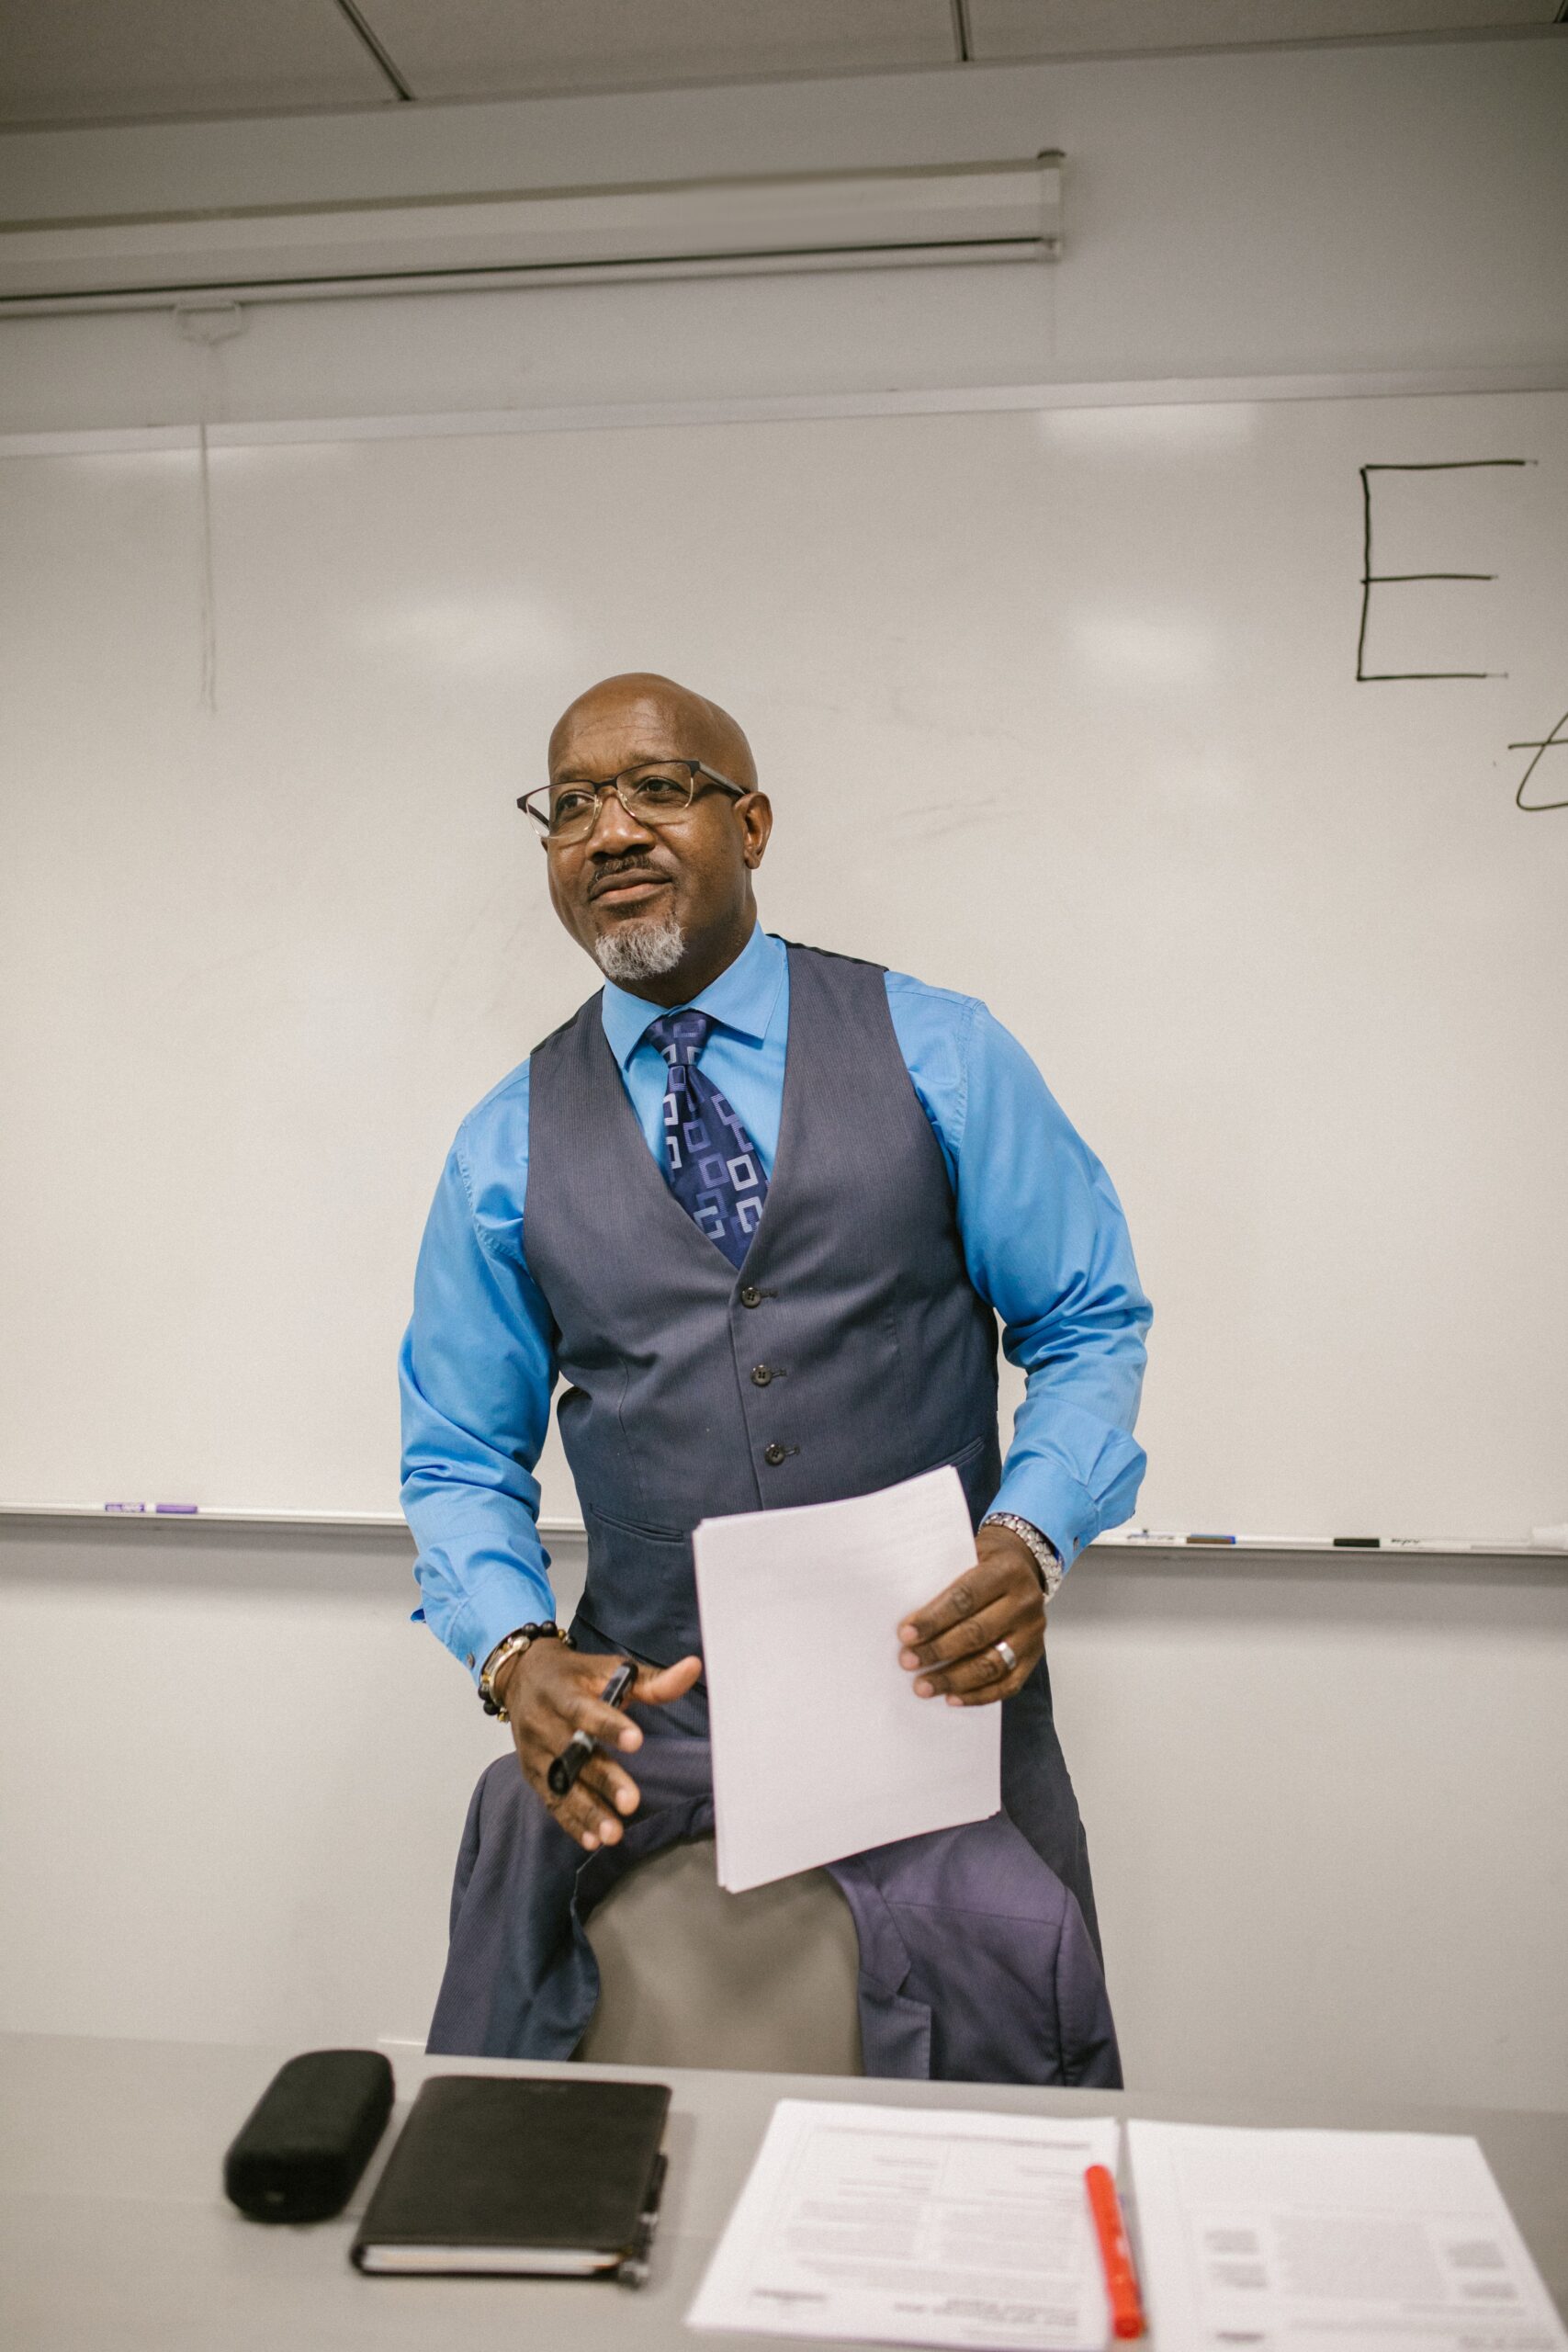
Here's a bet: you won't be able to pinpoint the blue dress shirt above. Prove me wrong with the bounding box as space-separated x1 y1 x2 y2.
400 924 1152 1679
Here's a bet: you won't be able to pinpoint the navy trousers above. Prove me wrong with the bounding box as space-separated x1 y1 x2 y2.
428 1625 1121 2087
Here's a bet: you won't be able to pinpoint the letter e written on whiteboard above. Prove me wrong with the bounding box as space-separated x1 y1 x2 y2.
1356 458 1530 682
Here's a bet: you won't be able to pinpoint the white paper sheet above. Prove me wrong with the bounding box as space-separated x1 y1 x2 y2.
687 2098 1119 2350
693 1466 1000 1893
1127 2119 1567 2352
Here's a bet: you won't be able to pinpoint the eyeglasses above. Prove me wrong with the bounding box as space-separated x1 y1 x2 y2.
518 759 747 844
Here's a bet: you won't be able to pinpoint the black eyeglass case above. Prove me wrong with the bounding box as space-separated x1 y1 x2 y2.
223 2049 395 2223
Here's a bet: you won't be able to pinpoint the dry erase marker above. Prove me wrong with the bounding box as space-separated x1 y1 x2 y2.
1120 1530 1187 1544
1331 1535 1482 1552
1186 1532 1236 1545
547 1660 637 1798
155 1503 199 1515
1085 2163 1145 2339
104 1502 148 1513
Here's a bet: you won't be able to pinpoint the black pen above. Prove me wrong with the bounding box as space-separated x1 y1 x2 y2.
547 1659 637 1797
617 2150 668 2290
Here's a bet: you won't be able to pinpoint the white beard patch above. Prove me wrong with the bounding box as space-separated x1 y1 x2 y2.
592 906 687 984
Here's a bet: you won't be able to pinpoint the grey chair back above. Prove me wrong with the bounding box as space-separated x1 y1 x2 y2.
578 1838 862 2074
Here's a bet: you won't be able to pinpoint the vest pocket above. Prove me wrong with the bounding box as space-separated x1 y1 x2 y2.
931 1430 990 1472
584 1499 692 1545
916 1428 999 1527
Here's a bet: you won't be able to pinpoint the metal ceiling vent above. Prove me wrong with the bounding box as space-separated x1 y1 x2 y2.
0 154 1065 314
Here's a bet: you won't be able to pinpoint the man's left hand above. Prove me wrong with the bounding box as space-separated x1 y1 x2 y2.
897 1522 1045 1704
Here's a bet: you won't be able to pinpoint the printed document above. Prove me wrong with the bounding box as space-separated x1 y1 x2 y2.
687 2098 1119 2350
1127 2119 1567 2352
693 1466 1000 1893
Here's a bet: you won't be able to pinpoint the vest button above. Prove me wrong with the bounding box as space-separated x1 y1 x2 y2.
750 1364 773 1386
739 1284 762 1307
763 1442 787 1466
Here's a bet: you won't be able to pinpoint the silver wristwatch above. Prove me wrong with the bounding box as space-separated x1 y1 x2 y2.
982 1512 1064 1602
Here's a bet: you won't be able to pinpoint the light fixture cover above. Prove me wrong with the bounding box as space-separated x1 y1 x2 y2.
0 155 1064 311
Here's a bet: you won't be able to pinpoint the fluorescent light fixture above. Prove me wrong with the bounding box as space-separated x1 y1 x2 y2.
0 155 1064 314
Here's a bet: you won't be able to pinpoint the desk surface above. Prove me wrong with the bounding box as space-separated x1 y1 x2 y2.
3 2033 1565 2348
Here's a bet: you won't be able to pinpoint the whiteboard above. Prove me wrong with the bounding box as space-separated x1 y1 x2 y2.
2 388 1564 1541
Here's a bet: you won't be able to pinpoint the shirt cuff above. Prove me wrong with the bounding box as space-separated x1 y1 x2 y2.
446 1566 558 1686
986 1464 1101 1572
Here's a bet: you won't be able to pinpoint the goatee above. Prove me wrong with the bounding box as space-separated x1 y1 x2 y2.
592 907 687 984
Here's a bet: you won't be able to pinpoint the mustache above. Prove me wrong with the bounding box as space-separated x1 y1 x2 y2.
589 858 670 898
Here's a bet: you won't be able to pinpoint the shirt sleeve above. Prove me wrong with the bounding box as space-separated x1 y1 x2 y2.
398 1107 558 1682
944 998 1152 1568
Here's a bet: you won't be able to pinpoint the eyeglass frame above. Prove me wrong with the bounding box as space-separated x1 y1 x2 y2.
517 758 749 843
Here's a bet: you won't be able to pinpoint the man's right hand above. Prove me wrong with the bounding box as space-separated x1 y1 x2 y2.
493 1639 703 1852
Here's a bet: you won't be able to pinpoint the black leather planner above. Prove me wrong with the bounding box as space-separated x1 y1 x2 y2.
350 2074 671 2280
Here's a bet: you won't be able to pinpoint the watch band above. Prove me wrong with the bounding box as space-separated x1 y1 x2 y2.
478 1621 570 1720
983 1512 1064 1603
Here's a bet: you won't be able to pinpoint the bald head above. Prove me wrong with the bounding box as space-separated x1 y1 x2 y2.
547 673 757 794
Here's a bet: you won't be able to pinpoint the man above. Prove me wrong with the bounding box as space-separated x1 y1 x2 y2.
400 672 1151 2083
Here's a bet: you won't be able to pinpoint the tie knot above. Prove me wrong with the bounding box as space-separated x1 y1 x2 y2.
645 1008 715 1069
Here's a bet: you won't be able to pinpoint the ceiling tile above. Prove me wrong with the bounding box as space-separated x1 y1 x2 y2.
355 0 960 101
964 0 1562 62
0 0 397 125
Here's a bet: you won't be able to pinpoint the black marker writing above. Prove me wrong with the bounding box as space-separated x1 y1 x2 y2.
1508 708 1568 813
1356 459 1529 682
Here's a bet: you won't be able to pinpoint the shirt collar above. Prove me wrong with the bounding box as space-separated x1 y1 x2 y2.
600 922 786 1072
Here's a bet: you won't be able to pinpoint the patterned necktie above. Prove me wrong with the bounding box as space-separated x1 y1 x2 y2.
645 1010 769 1269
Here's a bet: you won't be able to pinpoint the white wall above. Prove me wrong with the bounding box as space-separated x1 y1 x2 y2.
3 1521 1564 2114
3 36 1565 2108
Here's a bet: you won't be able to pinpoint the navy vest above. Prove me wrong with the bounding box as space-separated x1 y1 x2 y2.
524 942 1003 1667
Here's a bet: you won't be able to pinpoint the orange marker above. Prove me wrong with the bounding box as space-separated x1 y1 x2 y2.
1085 2163 1145 2340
